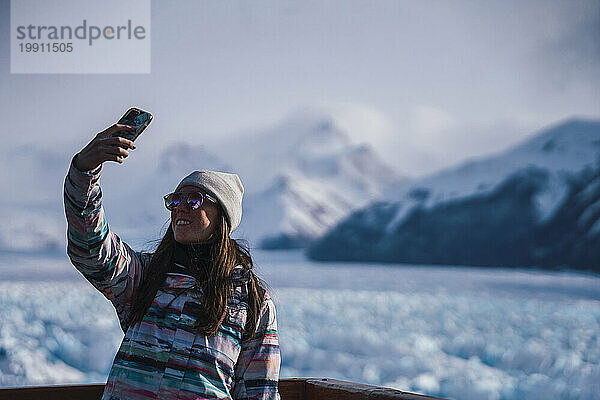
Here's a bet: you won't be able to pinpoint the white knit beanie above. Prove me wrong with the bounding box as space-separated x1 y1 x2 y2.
175 170 244 232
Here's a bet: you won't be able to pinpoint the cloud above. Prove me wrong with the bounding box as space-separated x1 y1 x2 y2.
410 105 456 137
516 0 600 98
315 102 396 146
1 0 599 181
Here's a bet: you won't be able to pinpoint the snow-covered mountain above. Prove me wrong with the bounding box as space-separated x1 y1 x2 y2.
242 172 354 249
308 118 600 270
210 109 406 247
533 164 600 269
0 108 405 252
6 113 596 262
382 118 600 228
119 109 406 249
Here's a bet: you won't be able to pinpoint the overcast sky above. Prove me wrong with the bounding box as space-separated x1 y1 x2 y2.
1 0 598 178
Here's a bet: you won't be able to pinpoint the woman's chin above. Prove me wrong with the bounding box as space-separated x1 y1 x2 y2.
174 232 212 244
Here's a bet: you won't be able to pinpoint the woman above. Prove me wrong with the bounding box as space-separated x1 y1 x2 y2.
63 123 281 399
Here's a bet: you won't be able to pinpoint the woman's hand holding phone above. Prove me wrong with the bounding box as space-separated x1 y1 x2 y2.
74 124 137 172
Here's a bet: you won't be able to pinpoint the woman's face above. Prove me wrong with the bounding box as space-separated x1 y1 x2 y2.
171 185 221 244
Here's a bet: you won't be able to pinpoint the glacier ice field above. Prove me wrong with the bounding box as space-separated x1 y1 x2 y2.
0 249 598 400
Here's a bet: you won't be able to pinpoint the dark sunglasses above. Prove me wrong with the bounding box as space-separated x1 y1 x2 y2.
163 191 218 211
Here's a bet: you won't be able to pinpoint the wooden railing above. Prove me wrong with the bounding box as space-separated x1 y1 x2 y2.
0 378 446 399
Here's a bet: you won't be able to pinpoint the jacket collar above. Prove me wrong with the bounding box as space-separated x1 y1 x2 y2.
164 241 251 289
173 240 212 270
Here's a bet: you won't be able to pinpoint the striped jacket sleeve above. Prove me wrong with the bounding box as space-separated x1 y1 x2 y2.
63 155 145 333
232 293 282 400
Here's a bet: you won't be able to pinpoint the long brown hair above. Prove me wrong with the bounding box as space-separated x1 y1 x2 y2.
129 212 267 342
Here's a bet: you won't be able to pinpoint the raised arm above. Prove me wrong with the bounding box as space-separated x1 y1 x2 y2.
63 123 145 332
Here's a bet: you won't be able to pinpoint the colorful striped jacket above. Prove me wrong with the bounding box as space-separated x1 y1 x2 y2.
63 156 281 399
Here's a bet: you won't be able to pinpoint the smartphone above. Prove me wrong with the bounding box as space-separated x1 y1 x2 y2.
112 107 153 141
